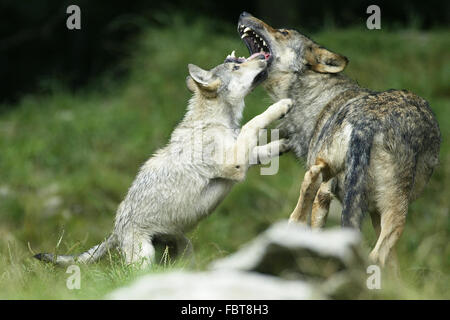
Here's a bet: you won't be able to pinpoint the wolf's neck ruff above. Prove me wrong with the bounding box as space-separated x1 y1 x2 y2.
269 71 360 159
184 94 245 130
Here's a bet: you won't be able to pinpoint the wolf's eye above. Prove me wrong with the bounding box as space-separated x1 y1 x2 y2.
279 30 289 36
232 65 240 71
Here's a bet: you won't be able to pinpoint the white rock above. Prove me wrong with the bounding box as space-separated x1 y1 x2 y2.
107 270 322 300
210 220 362 274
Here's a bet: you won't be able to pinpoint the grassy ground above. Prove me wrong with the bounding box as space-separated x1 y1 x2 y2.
0 20 449 299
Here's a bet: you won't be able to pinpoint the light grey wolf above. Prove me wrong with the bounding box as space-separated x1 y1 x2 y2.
237 12 441 267
34 53 292 266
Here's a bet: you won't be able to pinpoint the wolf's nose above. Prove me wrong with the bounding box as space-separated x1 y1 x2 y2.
240 12 252 18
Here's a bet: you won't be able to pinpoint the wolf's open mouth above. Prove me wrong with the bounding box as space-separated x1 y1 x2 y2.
238 25 272 63
224 50 267 64
224 25 272 65
224 49 268 85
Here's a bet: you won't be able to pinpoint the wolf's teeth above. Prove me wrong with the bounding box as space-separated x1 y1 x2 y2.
244 27 251 33
241 33 248 39
231 50 236 58
263 40 267 46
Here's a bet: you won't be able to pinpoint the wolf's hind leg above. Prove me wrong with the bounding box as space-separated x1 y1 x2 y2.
310 178 336 228
289 160 328 225
369 148 415 269
121 232 155 268
369 210 401 273
369 195 408 268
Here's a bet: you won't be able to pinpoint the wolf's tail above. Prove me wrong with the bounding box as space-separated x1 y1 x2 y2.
341 126 375 229
34 234 117 266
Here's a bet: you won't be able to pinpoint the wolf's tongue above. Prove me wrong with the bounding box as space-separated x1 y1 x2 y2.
247 52 264 60
247 52 270 61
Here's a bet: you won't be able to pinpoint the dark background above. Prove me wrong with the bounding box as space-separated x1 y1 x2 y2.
1 0 449 105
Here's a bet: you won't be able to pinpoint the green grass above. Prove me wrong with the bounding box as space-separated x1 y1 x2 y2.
0 20 449 299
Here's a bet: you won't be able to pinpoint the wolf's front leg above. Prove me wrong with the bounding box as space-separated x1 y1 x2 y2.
219 99 292 181
238 98 292 150
289 159 329 225
310 178 336 228
250 138 290 165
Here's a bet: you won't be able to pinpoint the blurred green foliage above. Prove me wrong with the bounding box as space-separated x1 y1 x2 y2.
2 1 449 103
0 19 449 299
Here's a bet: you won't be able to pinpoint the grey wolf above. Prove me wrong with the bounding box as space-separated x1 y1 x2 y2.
237 12 441 267
35 53 292 266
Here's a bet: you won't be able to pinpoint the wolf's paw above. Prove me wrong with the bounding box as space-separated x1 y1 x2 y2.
288 217 308 226
278 138 291 154
277 98 293 118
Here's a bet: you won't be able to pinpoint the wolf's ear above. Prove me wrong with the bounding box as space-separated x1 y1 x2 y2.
186 76 197 93
305 45 348 73
188 64 221 96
